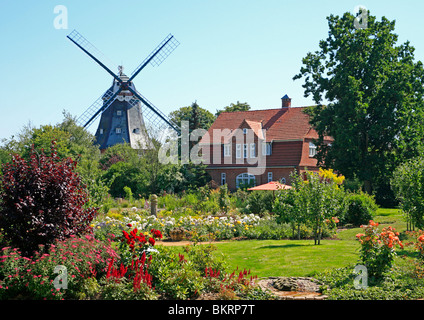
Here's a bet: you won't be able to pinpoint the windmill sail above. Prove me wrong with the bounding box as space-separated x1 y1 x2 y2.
76 89 118 128
67 30 120 82
130 34 180 81
67 29 181 150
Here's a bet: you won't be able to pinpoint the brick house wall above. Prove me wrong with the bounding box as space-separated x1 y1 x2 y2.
199 95 333 191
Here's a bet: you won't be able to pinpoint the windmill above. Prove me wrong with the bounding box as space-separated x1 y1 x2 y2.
67 30 181 150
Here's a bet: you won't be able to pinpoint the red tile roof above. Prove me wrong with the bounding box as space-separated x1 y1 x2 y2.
200 107 326 143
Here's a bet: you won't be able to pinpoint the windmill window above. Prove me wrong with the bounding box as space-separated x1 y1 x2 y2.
116 128 122 134
117 110 122 116
99 129 104 135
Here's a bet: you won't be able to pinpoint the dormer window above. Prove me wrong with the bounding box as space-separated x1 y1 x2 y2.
262 142 272 156
309 142 317 157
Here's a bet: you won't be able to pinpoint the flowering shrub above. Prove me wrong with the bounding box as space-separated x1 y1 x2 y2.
204 266 258 299
95 213 269 241
356 220 403 278
0 142 97 256
0 235 118 300
117 226 162 266
105 252 156 299
404 230 424 258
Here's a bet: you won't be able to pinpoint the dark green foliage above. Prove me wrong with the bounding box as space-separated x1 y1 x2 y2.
391 157 424 229
169 102 216 132
294 10 424 204
341 192 378 226
243 191 274 216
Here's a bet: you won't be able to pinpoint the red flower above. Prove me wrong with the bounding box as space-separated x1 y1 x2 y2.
148 237 155 246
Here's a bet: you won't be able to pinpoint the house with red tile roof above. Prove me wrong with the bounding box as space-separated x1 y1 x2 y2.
198 95 333 190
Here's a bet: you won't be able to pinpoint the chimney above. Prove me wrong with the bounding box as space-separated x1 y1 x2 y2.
281 94 291 108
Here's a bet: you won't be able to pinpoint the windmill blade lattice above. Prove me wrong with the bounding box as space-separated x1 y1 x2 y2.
76 89 117 128
67 30 121 82
127 89 180 135
130 34 180 80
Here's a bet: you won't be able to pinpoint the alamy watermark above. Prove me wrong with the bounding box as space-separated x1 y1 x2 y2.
53 265 68 290
53 5 68 30
353 265 368 290
353 5 368 30
158 121 267 175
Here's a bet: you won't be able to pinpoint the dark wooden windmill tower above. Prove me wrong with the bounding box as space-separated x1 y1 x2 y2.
67 30 180 150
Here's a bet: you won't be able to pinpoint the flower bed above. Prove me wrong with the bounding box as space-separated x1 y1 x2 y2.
0 229 273 300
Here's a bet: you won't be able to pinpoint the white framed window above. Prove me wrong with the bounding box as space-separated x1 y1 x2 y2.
309 142 317 157
268 172 273 183
223 144 231 157
116 128 122 134
280 177 286 184
243 144 248 158
250 143 256 158
262 142 272 156
236 173 256 188
99 128 104 135
243 128 248 135
221 173 226 185
117 110 122 116
236 144 241 158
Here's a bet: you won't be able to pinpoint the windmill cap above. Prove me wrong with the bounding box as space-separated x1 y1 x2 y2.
281 94 290 99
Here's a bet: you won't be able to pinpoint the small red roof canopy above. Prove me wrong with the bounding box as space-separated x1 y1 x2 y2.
248 181 293 191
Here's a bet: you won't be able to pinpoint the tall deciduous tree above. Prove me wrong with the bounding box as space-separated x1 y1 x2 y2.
294 10 424 205
215 101 250 117
169 102 215 132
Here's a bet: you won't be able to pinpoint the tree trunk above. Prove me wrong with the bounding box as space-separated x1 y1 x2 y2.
363 180 372 194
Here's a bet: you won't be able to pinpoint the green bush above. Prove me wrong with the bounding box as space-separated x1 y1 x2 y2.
391 157 424 229
317 263 424 300
243 191 274 216
341 192 378 227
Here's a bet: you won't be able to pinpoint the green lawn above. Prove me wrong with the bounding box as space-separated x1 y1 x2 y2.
212 208 404 278
213 239 360 278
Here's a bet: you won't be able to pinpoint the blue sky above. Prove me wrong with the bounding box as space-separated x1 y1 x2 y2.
1 0 424 140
